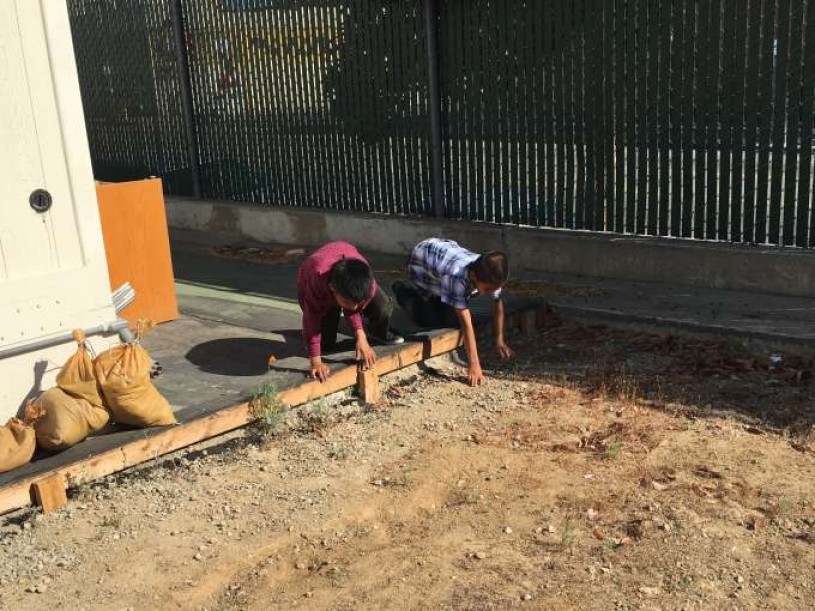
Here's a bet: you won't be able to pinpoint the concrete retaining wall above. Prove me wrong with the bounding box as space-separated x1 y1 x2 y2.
166 198 815 297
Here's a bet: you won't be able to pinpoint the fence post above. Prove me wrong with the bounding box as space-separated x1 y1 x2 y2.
169 0 202 198
423 0 445 218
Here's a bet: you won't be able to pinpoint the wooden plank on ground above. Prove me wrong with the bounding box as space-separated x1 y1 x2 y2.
0 307 542 516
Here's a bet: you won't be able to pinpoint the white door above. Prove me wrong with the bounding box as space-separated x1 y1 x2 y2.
0 0 115 347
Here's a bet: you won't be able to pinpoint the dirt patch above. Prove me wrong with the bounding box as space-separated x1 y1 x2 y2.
0 316 813 610
211 245 306 265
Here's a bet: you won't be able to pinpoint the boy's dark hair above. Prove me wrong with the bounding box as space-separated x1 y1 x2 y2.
470 251 509 286
329 257 373 302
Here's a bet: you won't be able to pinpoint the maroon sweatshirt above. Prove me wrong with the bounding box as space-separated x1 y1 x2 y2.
296 242 377 358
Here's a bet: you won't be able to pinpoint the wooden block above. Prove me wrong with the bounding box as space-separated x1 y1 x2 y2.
32 475 68 514
520 308 538 335
357 367 380 404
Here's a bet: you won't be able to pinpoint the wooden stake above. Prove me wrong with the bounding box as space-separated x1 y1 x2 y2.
32 475 68 514
358 367 380 405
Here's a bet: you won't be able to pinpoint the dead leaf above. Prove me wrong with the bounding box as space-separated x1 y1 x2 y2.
652 481 668 492
592 527 605 540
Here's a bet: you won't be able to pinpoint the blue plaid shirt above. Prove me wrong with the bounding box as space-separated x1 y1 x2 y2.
408 239 502 310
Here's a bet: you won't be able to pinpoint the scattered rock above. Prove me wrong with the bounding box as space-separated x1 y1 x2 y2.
194 553 203 561
521 593 533 601
475 551 487 560
736 575 745 584
638 586 659 598
503 526 513 535
295 562 307 570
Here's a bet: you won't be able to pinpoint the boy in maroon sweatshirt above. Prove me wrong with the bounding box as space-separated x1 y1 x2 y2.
297 242 403 382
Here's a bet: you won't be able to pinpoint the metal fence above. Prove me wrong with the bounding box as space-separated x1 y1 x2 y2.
68 0 815 247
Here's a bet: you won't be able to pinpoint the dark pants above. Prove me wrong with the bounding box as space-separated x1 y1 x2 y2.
392 280 460 329
320 286 393 352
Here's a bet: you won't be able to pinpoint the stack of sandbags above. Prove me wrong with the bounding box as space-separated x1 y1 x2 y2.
34 331 110 451
94 324 176 428
0 404 42 473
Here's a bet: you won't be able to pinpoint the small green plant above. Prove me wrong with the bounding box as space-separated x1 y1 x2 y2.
329 444 350 460
560 517 577 554
778 498 794 516
250 381 286 438
603 539 620 551
605 441 623 460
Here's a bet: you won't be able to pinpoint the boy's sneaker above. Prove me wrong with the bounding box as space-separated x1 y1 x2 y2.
370 329 405 345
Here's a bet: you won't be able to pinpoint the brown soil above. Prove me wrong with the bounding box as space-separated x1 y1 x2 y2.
1 315 813 610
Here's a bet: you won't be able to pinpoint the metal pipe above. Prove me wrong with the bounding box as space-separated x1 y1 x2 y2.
423 0 445 218
0 319 131 361
170 0 202 198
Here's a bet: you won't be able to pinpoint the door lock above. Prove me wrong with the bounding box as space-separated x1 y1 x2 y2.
29 189 53 213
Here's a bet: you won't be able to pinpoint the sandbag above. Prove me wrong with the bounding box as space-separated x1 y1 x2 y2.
57 330 105 408
94 341 175 428
0 413 37 473
34 387 109 452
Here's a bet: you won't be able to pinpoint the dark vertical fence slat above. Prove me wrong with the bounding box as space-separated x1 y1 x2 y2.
169 0 201 197
646 0 660 236
742 0 764 244
497 0 510 225
587 0 601 231
718 0 737 241
798 0 815 246
756 0 777 243
545 0 557 227
554 1 567 227
783 0 805 244
613 0 626 233
573 0 587 229
664 0 687 236
691 0 708 239
729 0 748 243
602 0 615 232
656 0 670 237
704 0 722 239
635 0 648 233
769 0 792 243
625 0 637 232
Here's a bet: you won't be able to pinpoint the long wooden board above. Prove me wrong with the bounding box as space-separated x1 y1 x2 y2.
0 308 533 515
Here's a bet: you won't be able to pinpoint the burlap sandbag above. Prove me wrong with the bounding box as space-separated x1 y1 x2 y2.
0 413 37 473
34 387 109 452
94 342 175 428
57 330 105 409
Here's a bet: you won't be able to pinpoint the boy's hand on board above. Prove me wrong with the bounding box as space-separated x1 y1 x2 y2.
355 337 377 370
310 358 331 382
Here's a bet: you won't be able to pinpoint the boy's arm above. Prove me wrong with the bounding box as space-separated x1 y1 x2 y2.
493 298 514 359
302 308 331 382
343 310 376 369
455 307 483 386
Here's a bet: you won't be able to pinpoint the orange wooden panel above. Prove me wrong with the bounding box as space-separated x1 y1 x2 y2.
96 179 178 327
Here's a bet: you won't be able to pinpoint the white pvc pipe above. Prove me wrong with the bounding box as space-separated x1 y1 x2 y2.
0 319 131 361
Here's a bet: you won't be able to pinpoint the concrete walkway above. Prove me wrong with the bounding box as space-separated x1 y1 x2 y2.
170 232 814 352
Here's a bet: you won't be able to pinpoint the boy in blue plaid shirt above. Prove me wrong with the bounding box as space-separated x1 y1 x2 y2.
392 238 514 386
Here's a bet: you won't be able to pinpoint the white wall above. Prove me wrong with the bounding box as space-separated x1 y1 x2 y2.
0 1 118 420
